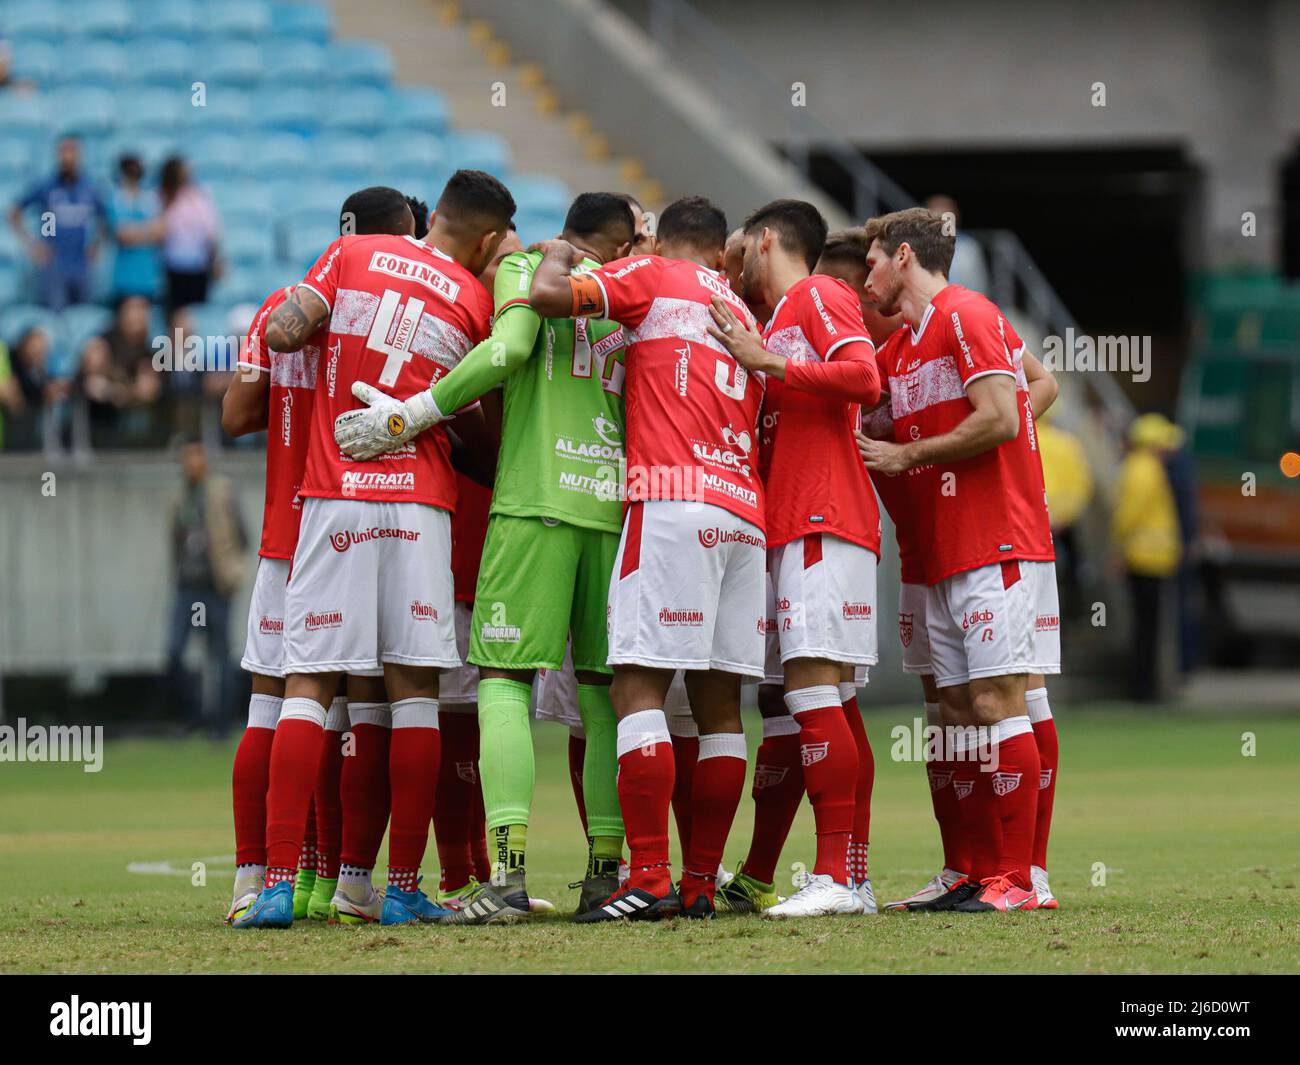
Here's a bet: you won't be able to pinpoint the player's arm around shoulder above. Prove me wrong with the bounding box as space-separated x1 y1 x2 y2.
526 239 597 318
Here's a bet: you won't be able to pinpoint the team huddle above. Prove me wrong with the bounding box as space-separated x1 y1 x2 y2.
222 169 1063 928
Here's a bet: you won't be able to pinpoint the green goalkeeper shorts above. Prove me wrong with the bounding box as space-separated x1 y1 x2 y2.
469 514 620 674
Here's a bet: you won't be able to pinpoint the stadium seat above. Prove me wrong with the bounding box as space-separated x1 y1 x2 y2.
0 304 63 353
316 87 390 134
286 220 340 271
61 303 114 359
313 135 378 182
246 133 312 176
223 224 276 268
441 131 513 177
187 133 254 181
208 179 275 227
0 94 48 137
264 42 327 85
205 0 272 39
56 40 127 88
270 2 334 45
0 261 23 305
510 174 572 216
125 38 194 86
105 133 180 173
390 88 451 136
323 41 395 89
253 89 319 136
134 0 201 37
198 42 264 89
192 88 254 133
513 211 568 248
114 88 189 134
46 88 117 137
1 1 63 41
373 131 446 173
77 0 132 39
9 41 58 87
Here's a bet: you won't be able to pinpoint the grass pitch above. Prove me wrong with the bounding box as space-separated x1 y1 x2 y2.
2 705 1298 974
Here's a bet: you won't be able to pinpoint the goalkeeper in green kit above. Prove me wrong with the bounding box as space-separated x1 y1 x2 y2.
333 192 637 921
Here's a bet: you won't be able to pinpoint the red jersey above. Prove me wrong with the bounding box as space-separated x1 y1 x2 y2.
760 274 881 552
240 287 323 559
587 254 766 529
296 234 493 510
876 285 1053 584
451 472 492 603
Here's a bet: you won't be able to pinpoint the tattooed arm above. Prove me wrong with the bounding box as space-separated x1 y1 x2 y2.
265 287 329 352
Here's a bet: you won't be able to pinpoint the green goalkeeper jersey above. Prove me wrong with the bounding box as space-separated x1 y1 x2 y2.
430 250 627 534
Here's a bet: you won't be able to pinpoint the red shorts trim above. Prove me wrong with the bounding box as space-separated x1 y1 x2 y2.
620 502 644 579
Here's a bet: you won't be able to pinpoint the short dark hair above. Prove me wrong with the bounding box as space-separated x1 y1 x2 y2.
405 194 430 239
656 195 727 253
435 169 516 238
339 186 411 236
562 192 635 243
613 192 643 213
743 199 827 273
864 207 955 276
818 227 870 271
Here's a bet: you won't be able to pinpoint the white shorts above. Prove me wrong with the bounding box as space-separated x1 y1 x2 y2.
608 501 766 679
440 601 480 706
283 497 458 674
769 534 878 669
241 556 290 678
898 580 932 675
761 568 783 685
926 560 1061 688
535 653 691 734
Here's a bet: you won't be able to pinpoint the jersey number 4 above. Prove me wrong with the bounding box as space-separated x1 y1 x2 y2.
366 289 426 386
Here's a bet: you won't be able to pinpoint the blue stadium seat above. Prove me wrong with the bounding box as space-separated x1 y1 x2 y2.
105 133 180 174
9 41 58 86
513 211 567 248
61 303 114 357
206 0 272 39
0 94 48 137
198 42 264 88
287 222 341 272
78 0 133 38
313 135 376 182
0 261 22 305
125 38 194 86
374 131 445 173
316 87 389 134
208 179 275 227
389 88 450 136
271 3 334 45
223 224 276 268
323 41 394 89
57 41 128 88
134 0 202 37
245 133 311 175
265 41 327 85
510 174 572 216
2 1 63 41
288 182 353 221
0 225 27 266
441 131 512 177
193 88 253 132
0 305 63 354
186 133 254 181
114 88 189 134
253 89 318 136
46 88 117 137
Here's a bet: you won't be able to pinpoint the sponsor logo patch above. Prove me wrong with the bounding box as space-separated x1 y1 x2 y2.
800 741 830 767
991 771 1022 797
410 601 438 621
898 612 914 647
658 607 704 627
329 525 421 552
752 764 788 789
305 610 344 631
258 616 283 635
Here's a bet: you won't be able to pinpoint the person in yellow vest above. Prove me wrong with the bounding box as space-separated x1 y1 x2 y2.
1113 413 1183 701
1037 408 1094 617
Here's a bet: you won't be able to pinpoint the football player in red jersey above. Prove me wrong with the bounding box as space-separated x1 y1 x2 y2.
233 173 515 928
220 187 417 925
707 201 882 918
529 196 766 921
858 208 1060 912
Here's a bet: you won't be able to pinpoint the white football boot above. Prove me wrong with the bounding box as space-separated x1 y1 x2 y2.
761 873 865 919
853 878 878 914
1030 865 1059 909
328 883 383 924
225 868 263 924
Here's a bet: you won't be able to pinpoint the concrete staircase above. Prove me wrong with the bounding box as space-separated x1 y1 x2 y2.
331 0 663 207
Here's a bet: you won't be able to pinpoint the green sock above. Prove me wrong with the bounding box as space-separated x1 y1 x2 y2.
586 834 623 880
477 678 535 864
577 683 624 843
488 823 528 882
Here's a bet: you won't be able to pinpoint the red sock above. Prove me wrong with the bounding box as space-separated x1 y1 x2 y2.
788 687 858 884
841 686 873 882
339 712 391 870
669 725 698 861
471 779 490 883
616 709 675 894
386 699 441 885
950 726 997 882
1028 691 1058 871
741 717 804 884
568 731 588 833
681 733 746 905
990 718 1040 887
299 801 317 874
924 705 970 873
264 701 327 878
434 709 478 892
231 701 277 866
314 701 347 880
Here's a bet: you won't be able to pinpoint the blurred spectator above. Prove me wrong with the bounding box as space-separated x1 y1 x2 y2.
102 294 157 378
1161 418 1203 676
159 156 221 314
106 154 163 302
0 39 35 93
5 326 69 450
8 136 105 310
0 338 20 448
1037 408 1095 617
925 194 989 294
74 335 133 447
165 438 248 735
1113 413 1184 701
